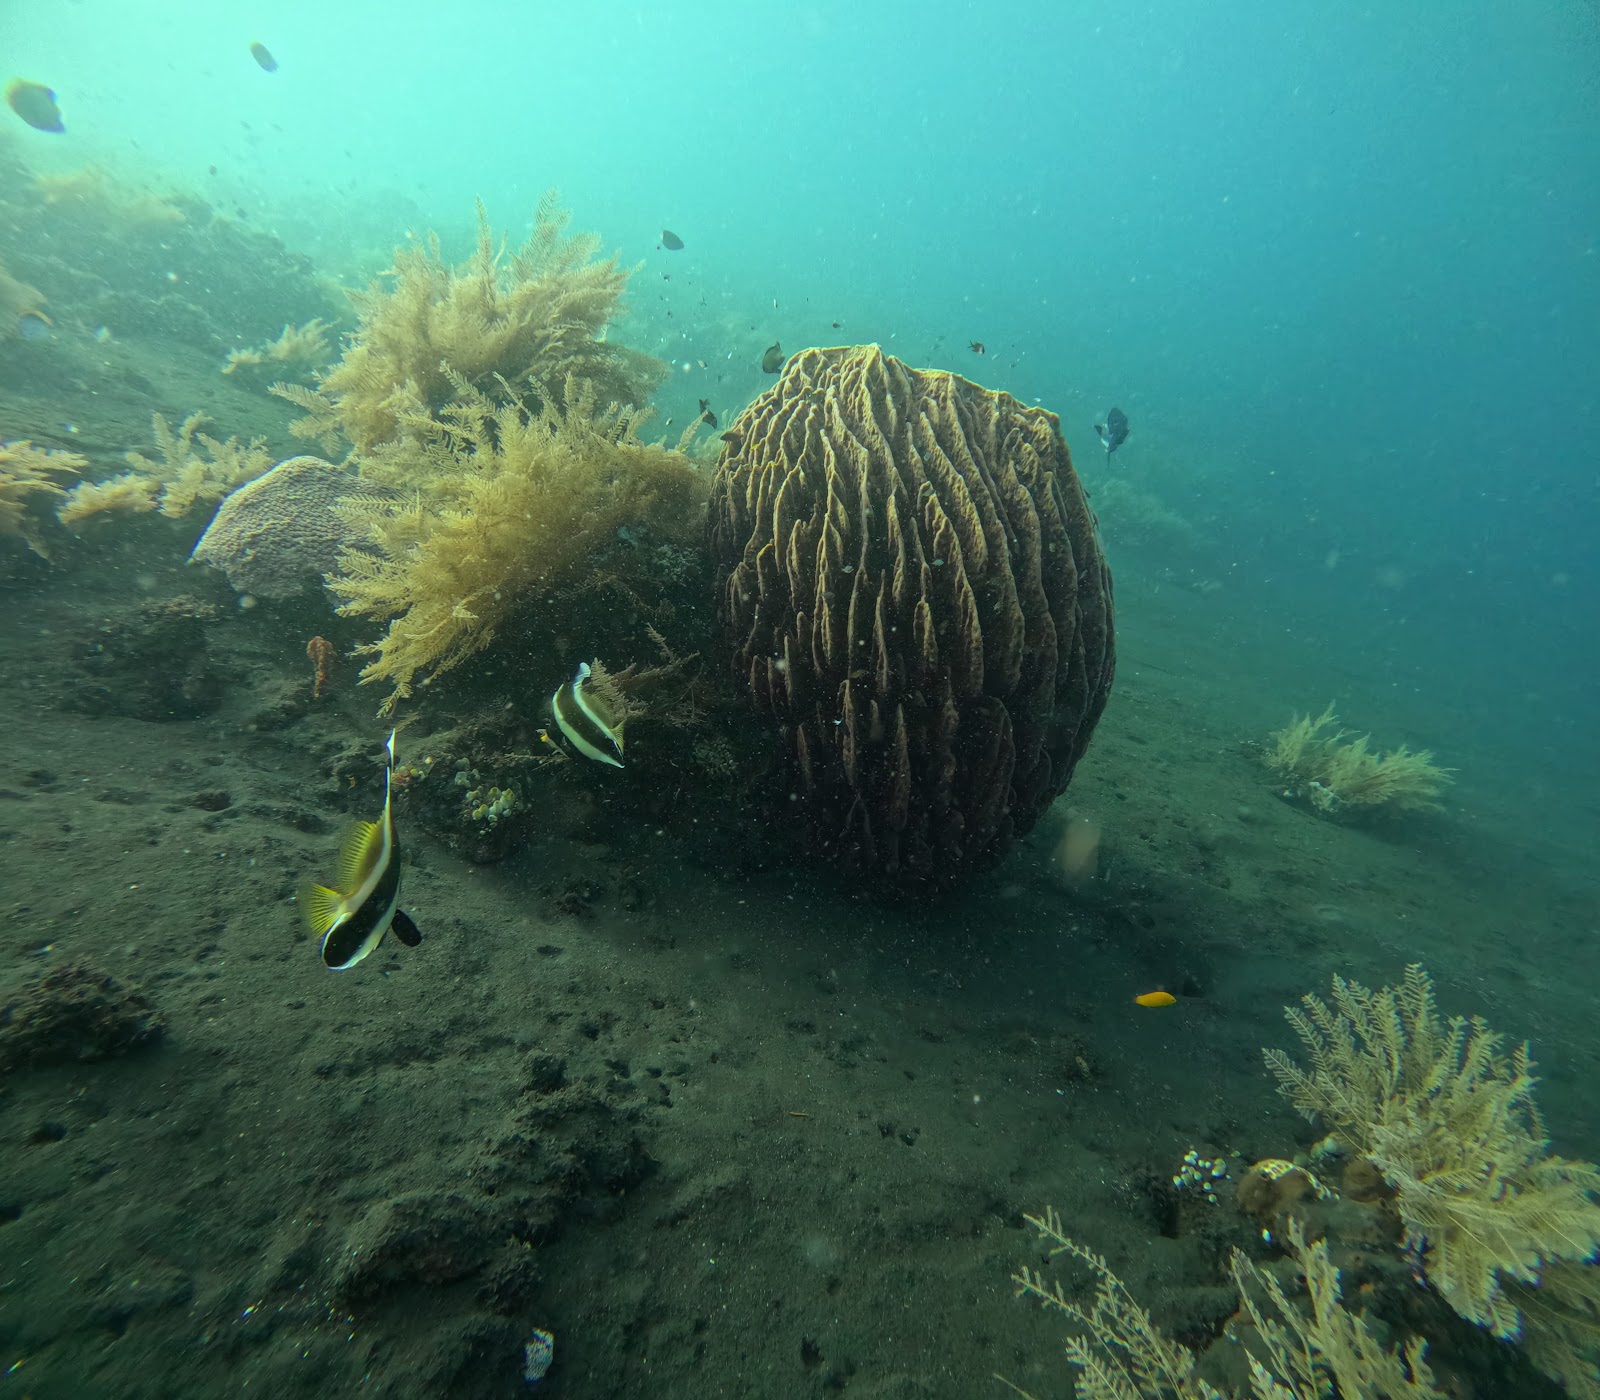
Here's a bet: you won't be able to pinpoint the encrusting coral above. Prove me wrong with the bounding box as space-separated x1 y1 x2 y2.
1 439 86 556
271 192 665 456
1006 1208 1445 1399
188 456 371 600
707 344 1115 887
1264 703 1452 815
332 380 705 710
1265 965 1600 1393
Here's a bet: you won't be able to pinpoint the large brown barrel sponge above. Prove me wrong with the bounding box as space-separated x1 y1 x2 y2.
708 345 1115 887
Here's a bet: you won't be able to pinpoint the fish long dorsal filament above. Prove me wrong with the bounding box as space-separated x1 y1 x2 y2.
310 729 404 969
550 663 626 767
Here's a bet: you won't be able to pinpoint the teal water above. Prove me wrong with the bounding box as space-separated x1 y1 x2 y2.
2 2 1598 1398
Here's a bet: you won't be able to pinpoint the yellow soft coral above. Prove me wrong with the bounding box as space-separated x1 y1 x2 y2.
1007 1209 1444 1399
57 472 159 526
1265 966 1600 1391
331 379 706 711
0 439 86 556
121 412 273 518
1263 704 1452 814
272 192 664 456
222 318 333 376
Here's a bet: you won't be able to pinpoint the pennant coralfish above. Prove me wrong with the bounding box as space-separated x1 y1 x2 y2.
544 661 626 768
301 729 422 970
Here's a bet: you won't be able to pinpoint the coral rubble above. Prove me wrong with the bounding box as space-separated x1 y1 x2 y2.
707 344 1115 888
69 595 224 720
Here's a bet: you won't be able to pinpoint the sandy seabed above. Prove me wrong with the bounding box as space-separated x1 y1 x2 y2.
0 531 1595 1400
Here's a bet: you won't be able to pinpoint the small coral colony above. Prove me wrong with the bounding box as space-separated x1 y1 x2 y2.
7 64 1592 1400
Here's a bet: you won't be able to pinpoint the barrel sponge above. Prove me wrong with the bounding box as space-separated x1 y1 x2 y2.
708 345 1115 888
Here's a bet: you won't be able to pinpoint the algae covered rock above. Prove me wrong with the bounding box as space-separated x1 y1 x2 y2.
0 962 164 1072
70 594 224 720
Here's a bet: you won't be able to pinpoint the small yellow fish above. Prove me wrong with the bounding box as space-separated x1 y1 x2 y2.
1134 990 1176 1008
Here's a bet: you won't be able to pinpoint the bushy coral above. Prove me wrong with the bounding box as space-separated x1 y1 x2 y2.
0 256 45 329
223 317 333 377
0 439 86 556
113 411 273 519
57 473 159 526
1264 704 1452 814
1265 966 1600 1392
1007 1208 1444 1399
332 380 706 710
32 164 186 227
271 193 665 456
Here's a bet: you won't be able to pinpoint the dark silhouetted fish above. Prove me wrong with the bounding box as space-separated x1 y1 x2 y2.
761 342 784 374
698 399 717 429
659 229 684 251
968 341 985 355
1094 407 1129 463
249 41 278 72
6 80 64 133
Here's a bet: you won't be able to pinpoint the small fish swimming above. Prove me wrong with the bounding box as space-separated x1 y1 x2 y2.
1095 406 1130 463
16 309 52 342
698 398 718 429
6 80 64 133
250 41 278 72
544 661 627 768
760 342 784 374
659 229 684 251
300 729 423 970
968 341 985 355
1134 990 1176 1008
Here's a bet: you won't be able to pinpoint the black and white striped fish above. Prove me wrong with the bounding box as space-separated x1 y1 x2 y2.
300 729 422 970
544 662 627 769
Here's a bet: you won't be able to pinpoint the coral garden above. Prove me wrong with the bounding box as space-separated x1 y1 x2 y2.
1012 967 1600 1399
